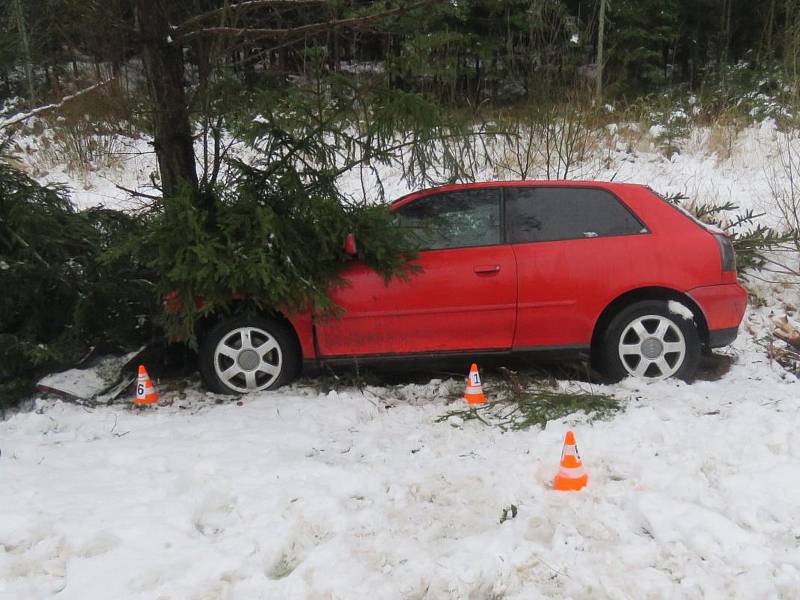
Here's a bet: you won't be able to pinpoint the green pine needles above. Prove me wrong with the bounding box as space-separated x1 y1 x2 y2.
437 368 621 431
0 156 156 406
145 163 417 344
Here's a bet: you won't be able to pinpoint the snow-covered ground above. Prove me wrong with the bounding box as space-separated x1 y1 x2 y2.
3 114 800 597
2 312 800 599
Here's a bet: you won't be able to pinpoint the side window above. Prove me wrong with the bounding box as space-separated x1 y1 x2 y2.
394 188 502 250
506 187 646 243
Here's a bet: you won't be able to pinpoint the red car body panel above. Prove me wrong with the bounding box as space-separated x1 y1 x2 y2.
314 245 517 356
275 180 746 360
688 284 748 331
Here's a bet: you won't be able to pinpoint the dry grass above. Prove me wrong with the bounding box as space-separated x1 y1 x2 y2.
21 79 139 178
704 112 744 161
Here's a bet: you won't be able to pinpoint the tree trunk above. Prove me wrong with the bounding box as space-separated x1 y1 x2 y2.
134 0 199 201
720 0 733 71
13 0 35 102
596 0 606 102
760 0 777 64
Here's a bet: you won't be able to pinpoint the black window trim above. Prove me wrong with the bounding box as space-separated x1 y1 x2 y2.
502 184 651 245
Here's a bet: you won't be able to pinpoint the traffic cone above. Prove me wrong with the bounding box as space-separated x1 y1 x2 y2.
553 431 588 491
133 365 159 406
464 363 487 404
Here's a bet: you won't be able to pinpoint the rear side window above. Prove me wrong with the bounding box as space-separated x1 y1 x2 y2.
506 187 646 243
394 188 501 250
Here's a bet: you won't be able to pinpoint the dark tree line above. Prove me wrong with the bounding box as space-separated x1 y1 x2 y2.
5 1 798 193
3 0 799 204
3 0 799 104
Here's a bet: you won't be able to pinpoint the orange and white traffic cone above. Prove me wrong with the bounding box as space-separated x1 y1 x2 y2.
464 363 487 405
553 431 588 491
133 365 159 406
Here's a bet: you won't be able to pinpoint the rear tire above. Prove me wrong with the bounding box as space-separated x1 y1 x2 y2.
199 315 301 394
597 300 700 383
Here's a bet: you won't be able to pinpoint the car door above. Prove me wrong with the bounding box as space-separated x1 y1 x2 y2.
506 186 651 349
314 187 517 356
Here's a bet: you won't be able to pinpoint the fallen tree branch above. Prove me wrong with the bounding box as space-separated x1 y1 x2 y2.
113 183 162 201
0 79 116 131
0 218 50 268
178 0 330 34
177 0 443 41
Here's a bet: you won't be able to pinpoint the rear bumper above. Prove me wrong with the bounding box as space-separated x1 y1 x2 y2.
687 282 747 346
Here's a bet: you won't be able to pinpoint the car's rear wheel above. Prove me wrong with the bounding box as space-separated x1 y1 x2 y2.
597 300 700 383
199 315 301 394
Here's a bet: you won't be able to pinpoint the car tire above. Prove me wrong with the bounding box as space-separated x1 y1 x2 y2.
597 300 701 383
199 315 301 394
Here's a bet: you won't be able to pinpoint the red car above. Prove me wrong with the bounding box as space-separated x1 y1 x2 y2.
196 181 747 394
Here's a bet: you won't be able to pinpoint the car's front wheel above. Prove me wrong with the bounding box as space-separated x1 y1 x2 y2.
199 315 301 394
597 300 701 383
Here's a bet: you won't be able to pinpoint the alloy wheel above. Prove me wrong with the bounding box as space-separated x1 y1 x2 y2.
617 314 687 380
213 326 283 393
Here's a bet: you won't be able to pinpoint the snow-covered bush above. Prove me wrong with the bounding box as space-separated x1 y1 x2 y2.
646 93 692 159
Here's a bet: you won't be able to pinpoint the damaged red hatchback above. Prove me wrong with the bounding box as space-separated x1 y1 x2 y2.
192 181 747 394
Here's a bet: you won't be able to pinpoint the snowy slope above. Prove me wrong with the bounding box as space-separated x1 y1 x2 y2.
1 323 799 599
3 116 800 598
8 118 797 224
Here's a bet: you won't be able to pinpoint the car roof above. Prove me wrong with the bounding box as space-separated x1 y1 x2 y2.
389 180 649 209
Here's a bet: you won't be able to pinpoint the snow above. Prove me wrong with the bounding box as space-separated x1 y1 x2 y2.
2 322 800 598
668 300 695 320
4 108 800 597
10 131 156 211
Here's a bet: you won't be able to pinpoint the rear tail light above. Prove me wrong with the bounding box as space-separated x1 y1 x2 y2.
713 233 736 272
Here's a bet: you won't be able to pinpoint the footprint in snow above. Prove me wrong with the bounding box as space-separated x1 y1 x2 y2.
265 521 332 580
192 490 238 537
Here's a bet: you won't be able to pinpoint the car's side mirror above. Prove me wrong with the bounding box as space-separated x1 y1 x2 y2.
344 232 358 257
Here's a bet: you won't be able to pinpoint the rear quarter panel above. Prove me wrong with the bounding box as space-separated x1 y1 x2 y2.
593 184 723 320
512 184 723 348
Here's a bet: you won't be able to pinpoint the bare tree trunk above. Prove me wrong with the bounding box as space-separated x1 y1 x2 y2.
595 0 606 102
720 0 733 71
760 0 777 64
13 0 35 102
134 0 199 201
785 1 797 93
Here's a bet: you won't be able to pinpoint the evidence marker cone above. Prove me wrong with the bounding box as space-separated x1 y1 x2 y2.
553 431 588 491
464 363 487 405
133 365 159 406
